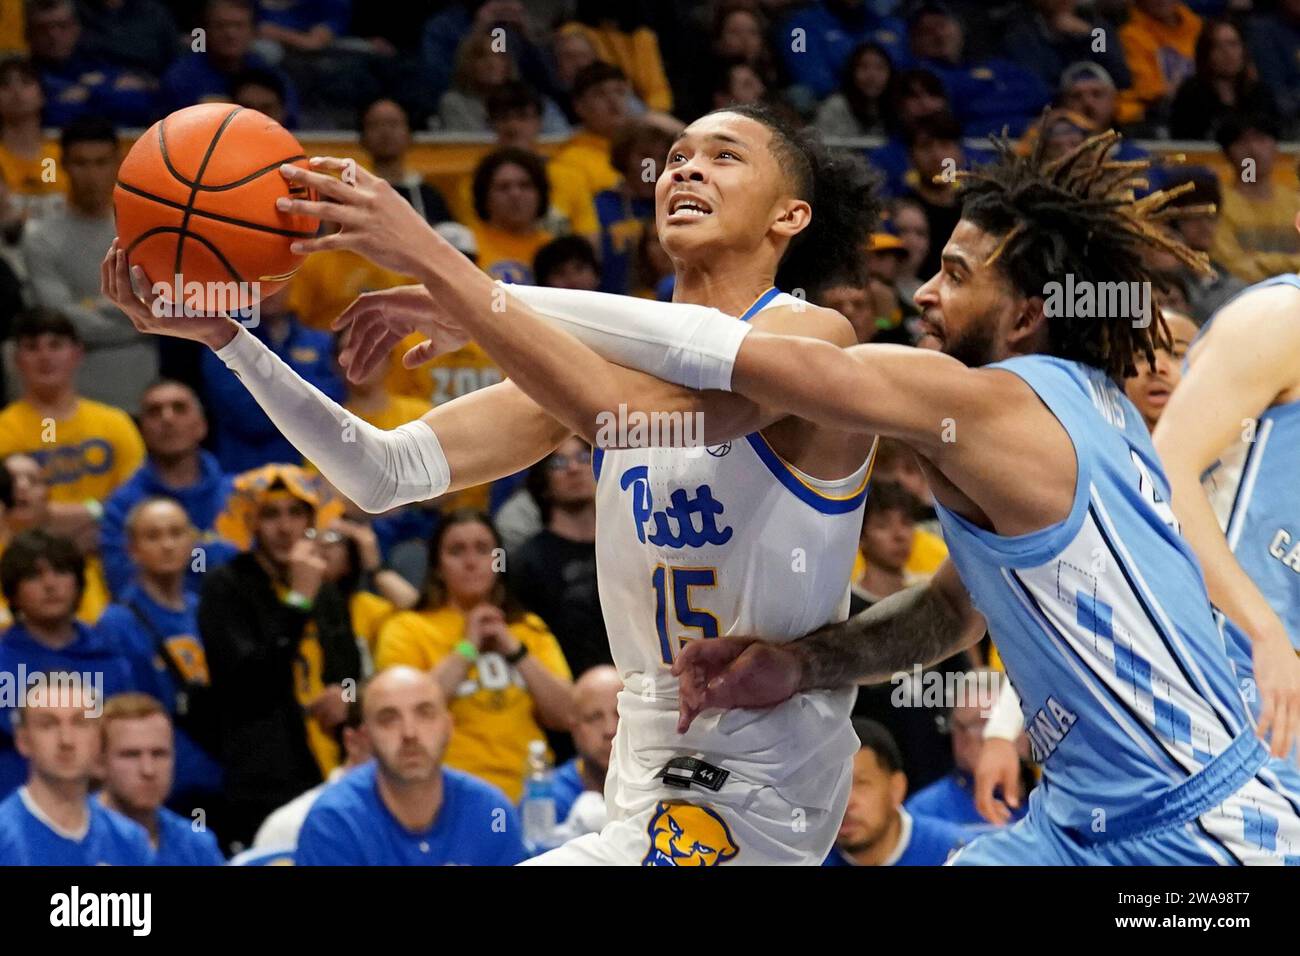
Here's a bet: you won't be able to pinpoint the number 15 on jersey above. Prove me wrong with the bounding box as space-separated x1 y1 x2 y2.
651 565 719 665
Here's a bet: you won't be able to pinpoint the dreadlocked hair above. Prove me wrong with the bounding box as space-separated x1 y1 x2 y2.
707 103 882 294
954 127 1213 379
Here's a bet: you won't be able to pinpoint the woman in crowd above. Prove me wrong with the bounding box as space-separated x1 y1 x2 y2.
374 511 573 801
1169 18 1278 140
815 41 893 137
438 28 567 135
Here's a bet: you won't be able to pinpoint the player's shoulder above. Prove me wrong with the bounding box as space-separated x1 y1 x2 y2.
1202 277 1300 339
750 299 857 348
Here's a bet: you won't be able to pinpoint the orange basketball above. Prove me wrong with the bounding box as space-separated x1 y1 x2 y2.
113 103 318 314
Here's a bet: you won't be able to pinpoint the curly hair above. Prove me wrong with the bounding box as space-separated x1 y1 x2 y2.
705 103 881 295
955 127 1213 379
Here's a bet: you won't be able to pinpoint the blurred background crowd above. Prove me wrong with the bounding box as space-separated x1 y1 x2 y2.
0 0 1295 866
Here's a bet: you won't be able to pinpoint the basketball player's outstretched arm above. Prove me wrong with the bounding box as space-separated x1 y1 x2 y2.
276 159 1070 534
279 160 848 448
99 243 571 510
673 559 986 731
1154 284 1300 758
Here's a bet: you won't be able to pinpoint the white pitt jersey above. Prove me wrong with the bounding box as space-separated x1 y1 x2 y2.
591 288 875 808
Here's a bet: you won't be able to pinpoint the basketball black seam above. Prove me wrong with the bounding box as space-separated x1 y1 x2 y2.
157 110 303 191
174 106 244 277
115 180 317 238
126 226 247 285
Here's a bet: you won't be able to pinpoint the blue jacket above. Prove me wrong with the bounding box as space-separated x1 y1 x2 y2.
0 622 139 798
39 51 159 128
199 316 344 474
916 57 1051 138
776 3 909 100
100 450 237 598
160 51 300 126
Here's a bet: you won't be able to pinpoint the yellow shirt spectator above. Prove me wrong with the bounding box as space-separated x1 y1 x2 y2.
1211 183 1300 283
285 249 413 331
1117 2 1201 123
448 161 598 240
0 398 144 504
381 340 498 512
346 392 432 432
550 130 620 197
566 22 673 113
375 606 571 800
470 222 554 285
350 589 397 658
0 141 64 218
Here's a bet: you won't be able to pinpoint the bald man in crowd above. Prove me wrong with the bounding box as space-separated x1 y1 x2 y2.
295 667 528 866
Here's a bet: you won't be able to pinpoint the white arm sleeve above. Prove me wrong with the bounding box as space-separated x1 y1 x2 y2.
214 325 450 512
983 679 1025 742
504 285 753 392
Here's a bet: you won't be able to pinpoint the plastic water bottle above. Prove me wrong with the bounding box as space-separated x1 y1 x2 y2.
521 739 557 852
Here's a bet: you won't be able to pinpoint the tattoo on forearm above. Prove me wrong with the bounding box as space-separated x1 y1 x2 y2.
798 584 971 690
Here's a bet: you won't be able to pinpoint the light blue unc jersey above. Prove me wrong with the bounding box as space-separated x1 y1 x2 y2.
936 355 1300 860
592 288 874 818
1199 274 1300 652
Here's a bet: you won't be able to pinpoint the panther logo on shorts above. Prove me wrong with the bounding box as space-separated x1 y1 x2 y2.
642 802 739 866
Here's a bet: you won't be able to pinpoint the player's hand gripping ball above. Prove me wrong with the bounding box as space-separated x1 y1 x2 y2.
113 103 319 315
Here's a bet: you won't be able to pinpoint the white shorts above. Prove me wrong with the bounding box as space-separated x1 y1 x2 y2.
522 753 851 867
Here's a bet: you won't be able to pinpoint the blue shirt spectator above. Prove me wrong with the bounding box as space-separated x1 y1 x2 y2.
595 190 654 296
255 0 351 36
296 762 528 866
160 0 300 124
100 378 237 597
775 0 909 102
151 805 226 865
823 808 966 865
0 787 153 865
199 311 344 474
906 767 1027 833
77 0 182 79
0 619 137 797
909 5 1050 137
96 582 224 801
27 0 159 127
1001 2 1131 93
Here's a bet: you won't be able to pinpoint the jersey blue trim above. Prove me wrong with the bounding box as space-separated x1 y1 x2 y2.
739 287 780 321
743 432 872 515
592 446 604 481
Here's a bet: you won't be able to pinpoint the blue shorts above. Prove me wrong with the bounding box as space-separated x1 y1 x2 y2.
951 732 1300 865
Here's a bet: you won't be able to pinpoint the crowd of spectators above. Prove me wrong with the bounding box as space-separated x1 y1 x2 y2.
0 0 1296 866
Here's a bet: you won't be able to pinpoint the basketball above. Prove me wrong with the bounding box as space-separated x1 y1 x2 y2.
112 103 318 314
